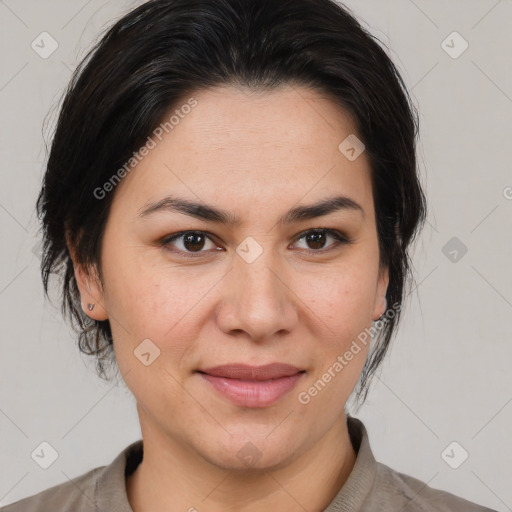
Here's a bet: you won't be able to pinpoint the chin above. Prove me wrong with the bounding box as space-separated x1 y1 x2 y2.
198 431 303 473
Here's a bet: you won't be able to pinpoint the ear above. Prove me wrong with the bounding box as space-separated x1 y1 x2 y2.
372 264 389 321
66 233 109 321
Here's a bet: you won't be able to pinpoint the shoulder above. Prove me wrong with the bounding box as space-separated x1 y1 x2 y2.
0 467 104 512
364 461 498 512
1 439 142 512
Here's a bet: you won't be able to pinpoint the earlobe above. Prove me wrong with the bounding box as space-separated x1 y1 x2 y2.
82 302 108 321
67 234 109 321
75 263 109 321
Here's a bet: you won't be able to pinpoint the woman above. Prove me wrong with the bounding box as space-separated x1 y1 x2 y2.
1 0 497 511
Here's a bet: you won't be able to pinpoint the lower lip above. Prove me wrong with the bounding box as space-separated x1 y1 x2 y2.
199 372 304 408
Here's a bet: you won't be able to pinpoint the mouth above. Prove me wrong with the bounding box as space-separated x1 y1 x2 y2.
197 363 306 408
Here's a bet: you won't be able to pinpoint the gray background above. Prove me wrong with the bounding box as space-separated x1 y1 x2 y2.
0 0 511 510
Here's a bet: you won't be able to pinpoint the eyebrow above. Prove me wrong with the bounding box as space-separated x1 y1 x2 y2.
137 194 365 225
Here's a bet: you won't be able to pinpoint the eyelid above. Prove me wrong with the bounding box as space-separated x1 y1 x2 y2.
159 228 351 258
159 230 220 258
293 227 350 243
292 228 352 251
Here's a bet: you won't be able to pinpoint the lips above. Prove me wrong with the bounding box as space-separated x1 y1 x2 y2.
197 363 306 407
198 363 303 380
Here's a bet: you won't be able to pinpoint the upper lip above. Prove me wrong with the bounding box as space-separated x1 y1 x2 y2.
198 363 304 381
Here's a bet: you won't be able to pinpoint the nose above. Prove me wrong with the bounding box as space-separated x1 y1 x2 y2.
215 245 298 342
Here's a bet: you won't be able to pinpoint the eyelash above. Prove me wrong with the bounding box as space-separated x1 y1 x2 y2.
159 228 352 259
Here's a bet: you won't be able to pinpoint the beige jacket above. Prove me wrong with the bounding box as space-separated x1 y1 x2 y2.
1 416 497 511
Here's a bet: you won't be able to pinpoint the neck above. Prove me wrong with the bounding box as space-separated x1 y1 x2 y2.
126 413 357 512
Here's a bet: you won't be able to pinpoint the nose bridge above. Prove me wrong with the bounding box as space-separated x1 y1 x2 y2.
222 234 296 339
235 234 283 300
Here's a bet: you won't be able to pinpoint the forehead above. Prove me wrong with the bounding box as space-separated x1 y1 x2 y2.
112 84 374 219
169 84 359 153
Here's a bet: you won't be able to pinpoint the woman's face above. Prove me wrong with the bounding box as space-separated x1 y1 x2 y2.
76 85 388 470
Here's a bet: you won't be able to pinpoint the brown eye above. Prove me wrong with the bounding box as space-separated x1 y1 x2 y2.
304 231 327 250
293 229 350 252
161 231 218 257
181 232 206 252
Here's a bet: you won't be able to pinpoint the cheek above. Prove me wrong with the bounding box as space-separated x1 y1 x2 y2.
102 248 223 357
293 268 375 408
296 260 378 335
104 263 210 409
291 258 378 402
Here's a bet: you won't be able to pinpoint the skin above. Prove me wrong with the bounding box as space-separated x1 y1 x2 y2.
70 84 388 512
